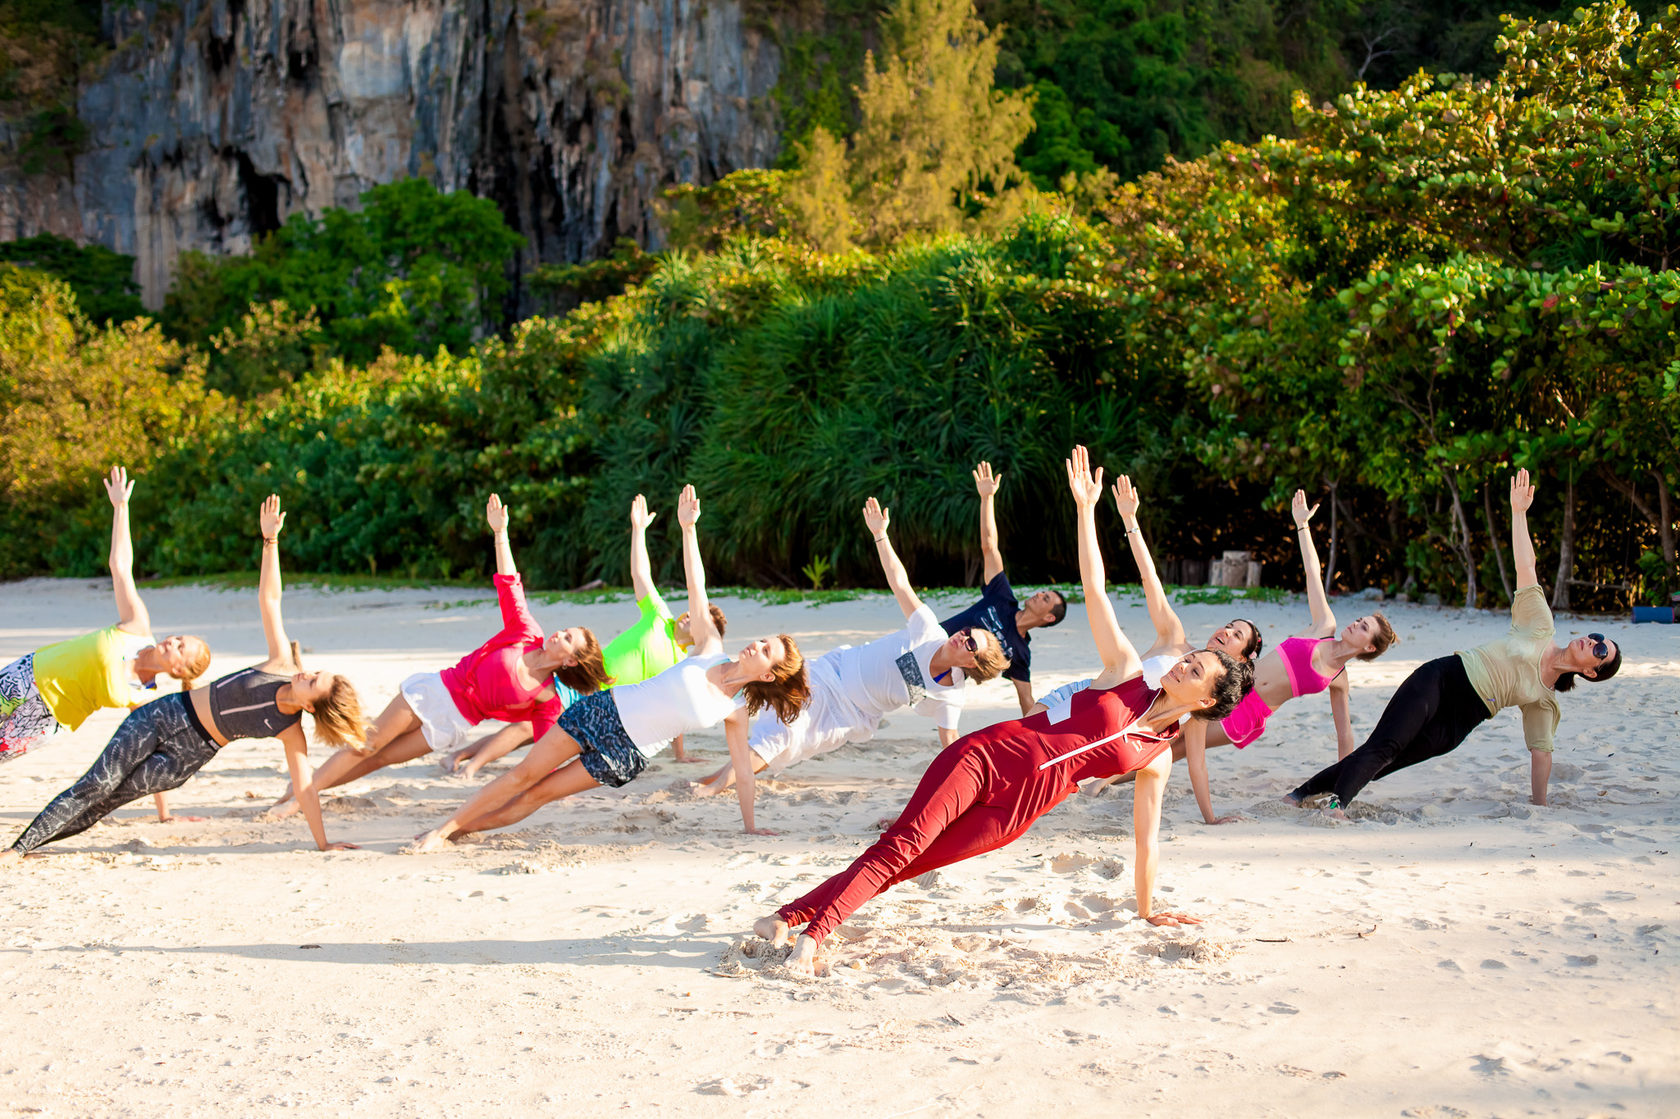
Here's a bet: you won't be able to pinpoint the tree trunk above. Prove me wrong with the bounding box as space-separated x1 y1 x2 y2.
1324 480 1340 596
1658 472 1676 587
1551 473 1576 610
1482 484 1513 603
1449 481 1478 610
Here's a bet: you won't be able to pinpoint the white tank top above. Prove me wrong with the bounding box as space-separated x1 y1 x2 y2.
613 653 743 750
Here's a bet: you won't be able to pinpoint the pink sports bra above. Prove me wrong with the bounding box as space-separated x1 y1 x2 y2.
1277 636 1343 698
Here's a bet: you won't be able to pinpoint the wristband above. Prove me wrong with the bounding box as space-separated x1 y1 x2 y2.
262 536 278 545
873 534 888 543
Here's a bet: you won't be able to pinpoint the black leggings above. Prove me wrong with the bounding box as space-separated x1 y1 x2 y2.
12 693 221 853
1292 655 1491 806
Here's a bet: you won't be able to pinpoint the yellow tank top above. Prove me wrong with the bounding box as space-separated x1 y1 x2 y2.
31 624 153 731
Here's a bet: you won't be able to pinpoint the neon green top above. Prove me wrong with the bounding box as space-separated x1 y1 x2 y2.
1457 585 1562 753
31 624 155 731
602 591 686 687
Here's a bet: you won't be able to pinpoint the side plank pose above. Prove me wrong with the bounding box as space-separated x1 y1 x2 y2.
440 494 723 778
694 496 1012 834
266 494 609 816
407 486 810 851
3 497 367 858
1 468 211 823
1288 470 1621 814
939 462 1067 716
1172 487 1395 823
754 447 1253 977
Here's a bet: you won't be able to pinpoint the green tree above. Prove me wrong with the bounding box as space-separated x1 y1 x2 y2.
0 233 143 324
164 179 524 369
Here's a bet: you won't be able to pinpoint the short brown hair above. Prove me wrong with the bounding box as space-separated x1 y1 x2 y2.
315 676 371 751
741 634 809 725
709 604 728 638
966 630 1012 684
556 627 613 694
1358 613 1398 661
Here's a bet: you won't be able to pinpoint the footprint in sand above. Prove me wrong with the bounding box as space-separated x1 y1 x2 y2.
1469 1054 1510 1076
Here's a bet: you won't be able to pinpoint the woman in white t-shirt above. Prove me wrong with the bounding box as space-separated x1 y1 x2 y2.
694 497 1013 834
407 485 810 850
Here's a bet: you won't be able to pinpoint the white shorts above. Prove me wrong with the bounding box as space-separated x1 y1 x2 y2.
400 672 480 753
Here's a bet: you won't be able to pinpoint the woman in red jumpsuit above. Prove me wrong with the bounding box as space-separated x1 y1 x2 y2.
757 447 1254 976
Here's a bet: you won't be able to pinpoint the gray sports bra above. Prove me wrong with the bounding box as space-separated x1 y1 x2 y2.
208 666 302 739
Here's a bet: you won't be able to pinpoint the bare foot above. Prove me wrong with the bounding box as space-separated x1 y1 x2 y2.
674 754 706 764
753 915 790 947
1145 911 1203 927
264 800 301 821
0 848 22 865
743 826 780 837
1324 806 1348 820
159 814 209 824
440 749 473 774
1281 792 1304 807
689 780 721 798
785 934 821 977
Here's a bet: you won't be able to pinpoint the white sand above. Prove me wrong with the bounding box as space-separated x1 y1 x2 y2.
2 578 1676 1116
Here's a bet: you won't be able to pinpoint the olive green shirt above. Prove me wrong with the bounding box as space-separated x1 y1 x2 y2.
1457 585 1561 753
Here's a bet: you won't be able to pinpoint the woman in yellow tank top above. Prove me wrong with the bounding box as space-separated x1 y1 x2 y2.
1 468 212 820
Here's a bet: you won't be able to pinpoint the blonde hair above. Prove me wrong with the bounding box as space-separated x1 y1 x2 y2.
1358 613 1399 662
314 676 371 751
171 636 213 691
966 630 1012 684
741 634 810 725
555 627 613 694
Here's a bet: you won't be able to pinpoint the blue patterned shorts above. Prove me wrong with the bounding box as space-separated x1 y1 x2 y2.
559 691 647 788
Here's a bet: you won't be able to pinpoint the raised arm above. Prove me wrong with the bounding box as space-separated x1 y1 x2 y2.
486 494 517 577
677 485 722 654
628 494 658 600
1510 469 1538 589
1111 474 1185 652
865 497 923 620
1068 446 1140 685
974 462 1005 582
1292 490 1336 633
104 467 151 636
257 495 291 665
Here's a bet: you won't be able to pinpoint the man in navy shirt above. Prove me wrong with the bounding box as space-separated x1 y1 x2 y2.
939 462 1067 715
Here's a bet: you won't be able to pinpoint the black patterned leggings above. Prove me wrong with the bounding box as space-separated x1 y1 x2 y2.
12 693 221 853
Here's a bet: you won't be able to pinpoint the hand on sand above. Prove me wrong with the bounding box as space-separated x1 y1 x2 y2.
673 754 707 764
158 814 209 824
439 747 474 774
753 915 791 947
743 826 780 837
1144 911 1202 927
322 842 359 851
406 829 453 853
1207 814 1245 825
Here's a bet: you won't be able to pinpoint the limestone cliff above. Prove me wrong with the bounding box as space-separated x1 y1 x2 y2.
0 0 784 308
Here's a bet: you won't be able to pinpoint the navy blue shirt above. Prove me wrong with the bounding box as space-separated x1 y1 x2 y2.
939 571 1031 684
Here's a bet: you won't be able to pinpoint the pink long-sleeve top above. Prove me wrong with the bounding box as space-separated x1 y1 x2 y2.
438 573 567 742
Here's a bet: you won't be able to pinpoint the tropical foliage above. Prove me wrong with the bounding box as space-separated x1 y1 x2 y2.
0 1 1674 612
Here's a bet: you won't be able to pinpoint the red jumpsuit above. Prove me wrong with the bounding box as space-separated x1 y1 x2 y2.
778 676 1172 945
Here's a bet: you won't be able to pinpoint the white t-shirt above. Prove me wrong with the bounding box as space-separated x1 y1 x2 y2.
831 605 965 731
1037 655 1175 725
117 630 159 700
613 653 744 752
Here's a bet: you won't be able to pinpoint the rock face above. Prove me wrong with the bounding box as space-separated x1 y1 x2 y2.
0 0 784 308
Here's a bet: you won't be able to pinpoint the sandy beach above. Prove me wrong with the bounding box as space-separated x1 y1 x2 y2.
2 578 1675 1117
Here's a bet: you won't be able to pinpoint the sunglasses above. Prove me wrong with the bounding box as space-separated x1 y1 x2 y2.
955 628 981 654
1586 633 1611 661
